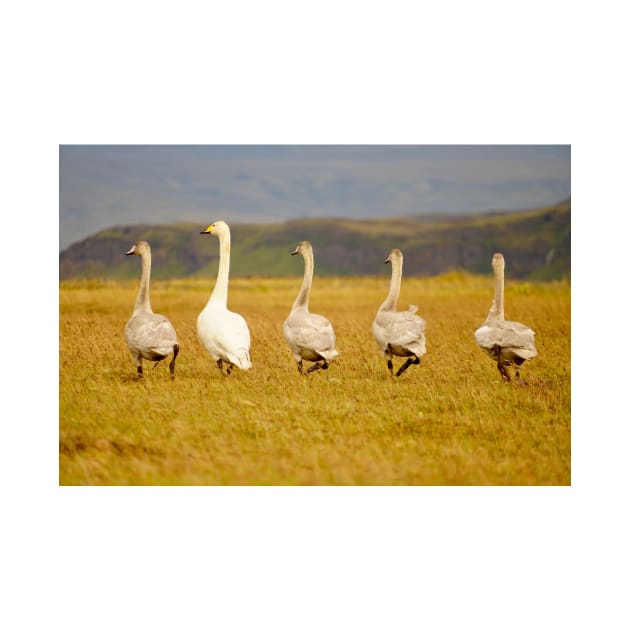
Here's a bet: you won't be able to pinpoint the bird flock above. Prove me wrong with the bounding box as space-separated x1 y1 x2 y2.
124 221 537 382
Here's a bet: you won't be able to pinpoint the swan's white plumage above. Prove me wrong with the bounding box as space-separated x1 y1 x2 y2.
283 241 339 373
372 248 426 376
124 240 179 376
197 303 251 369
474 252 537 380
197 220 252 372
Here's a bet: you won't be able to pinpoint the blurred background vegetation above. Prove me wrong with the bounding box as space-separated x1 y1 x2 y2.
60 199 570 282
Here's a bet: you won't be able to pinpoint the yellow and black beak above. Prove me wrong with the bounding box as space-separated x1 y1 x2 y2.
200 225 214 235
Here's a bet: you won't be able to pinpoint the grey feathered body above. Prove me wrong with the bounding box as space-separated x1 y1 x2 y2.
474 252 537 378
283 241 339 372
124 240 179 376
474 320 537 365
125 313 178 361
283 308 339 363
372 249 426 368
372 305 426 359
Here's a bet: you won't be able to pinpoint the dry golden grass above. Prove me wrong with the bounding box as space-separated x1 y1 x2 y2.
59 273 570 485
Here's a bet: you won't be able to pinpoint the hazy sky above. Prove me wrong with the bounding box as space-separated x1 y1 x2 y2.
59 145 570 251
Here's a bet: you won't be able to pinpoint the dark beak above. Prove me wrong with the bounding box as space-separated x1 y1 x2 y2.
291 246 299 255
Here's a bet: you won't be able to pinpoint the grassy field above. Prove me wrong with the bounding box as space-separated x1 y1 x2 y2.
59 273 571 485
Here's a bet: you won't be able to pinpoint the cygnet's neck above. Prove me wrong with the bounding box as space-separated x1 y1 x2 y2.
486 262 505 321
292 247 314 312
134 249 153 314
379 255 402 312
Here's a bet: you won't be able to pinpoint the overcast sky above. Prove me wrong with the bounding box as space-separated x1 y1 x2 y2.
59 145 570 251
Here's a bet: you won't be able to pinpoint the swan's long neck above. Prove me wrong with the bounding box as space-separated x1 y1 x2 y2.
487 263 505 321
379 256 402 312
209 229 231 307
292 248 314 312
134 250 153 314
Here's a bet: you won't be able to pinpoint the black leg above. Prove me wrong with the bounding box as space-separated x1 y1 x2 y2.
137 365 143 378
494 346 509 380
498 359 516 382
306 361 326 374
396 356 420 377
387 359 394 376
170 344 179 378
297 360 304 374
217 359 233 376
498 364 507 380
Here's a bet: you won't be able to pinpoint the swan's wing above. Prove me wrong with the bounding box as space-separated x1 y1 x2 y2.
373 308 426 357
125 313 178 357
390 319 426 354
371 318 388 351
375 309 426 346
475 320 537 359
198 307 252 369
283 311 338 358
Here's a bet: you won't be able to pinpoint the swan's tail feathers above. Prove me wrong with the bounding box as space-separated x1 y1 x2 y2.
320 348 340 362
231 350 252 370
512 346 538 361
411 341 427 359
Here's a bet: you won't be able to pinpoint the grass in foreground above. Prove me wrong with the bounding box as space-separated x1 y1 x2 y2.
59 274 570 485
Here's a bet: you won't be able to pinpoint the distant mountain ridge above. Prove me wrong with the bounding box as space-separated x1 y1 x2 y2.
59 199 570 281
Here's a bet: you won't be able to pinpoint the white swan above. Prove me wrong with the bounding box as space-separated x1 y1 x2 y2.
282 241 339 374
372 248 426 377
124 240 179 378
197 220 252 375
474 252 537 382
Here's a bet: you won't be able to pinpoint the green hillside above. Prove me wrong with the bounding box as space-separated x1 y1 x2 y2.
59 199 570 280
